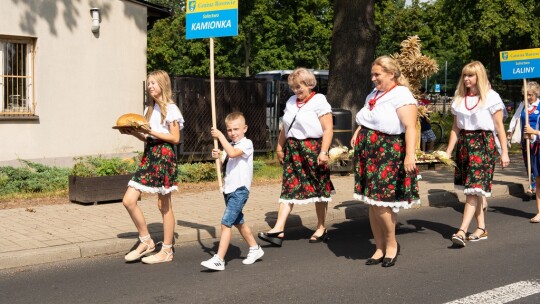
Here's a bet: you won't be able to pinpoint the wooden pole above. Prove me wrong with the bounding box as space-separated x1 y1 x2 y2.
524 78 532 191
210 38 223 189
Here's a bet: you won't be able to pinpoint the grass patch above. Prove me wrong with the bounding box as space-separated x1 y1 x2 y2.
254 161 282 181
0 161 70 197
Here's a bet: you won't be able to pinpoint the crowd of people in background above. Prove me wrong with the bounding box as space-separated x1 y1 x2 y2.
116 59 537 269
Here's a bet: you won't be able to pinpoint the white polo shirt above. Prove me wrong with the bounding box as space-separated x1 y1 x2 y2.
223 137 254 194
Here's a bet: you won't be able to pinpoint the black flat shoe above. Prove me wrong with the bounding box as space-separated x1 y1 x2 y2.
381 256 397 267
381 243 400 267
309 229 328 243
258 231 284 246
365 257 384 265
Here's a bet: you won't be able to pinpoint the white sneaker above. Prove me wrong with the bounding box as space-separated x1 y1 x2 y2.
242 245 264 265
201 254 225 271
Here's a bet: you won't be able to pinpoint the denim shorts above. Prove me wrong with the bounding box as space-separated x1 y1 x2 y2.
421 129 437 142
221 186 250 227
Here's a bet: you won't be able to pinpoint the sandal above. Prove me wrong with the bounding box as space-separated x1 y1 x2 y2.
451 229 467 247
258 231 284 247
309 229 329 243
125 234 155 262
141 243 174 264
467 227 488 242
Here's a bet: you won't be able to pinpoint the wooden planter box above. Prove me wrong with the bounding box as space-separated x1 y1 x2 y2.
69 174 133 205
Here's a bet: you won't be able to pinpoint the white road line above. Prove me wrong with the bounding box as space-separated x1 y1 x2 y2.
444 280 540 304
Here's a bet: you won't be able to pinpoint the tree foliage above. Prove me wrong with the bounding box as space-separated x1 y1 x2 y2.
147 0 540 102
374 0 540 99
147 0 333 77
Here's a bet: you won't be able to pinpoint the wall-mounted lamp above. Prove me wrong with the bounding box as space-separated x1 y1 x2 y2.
90 8 101 33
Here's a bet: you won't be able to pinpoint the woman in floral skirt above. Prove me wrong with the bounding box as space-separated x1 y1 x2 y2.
121 70 184 264
446 61 509 247
258 68 334 246
351 56 419 268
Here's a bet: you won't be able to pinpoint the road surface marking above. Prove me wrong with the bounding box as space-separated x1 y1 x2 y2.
444 280 540 304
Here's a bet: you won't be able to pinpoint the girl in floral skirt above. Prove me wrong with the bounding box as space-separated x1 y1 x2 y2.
446 61 509 247
352 56 419 268
258 68 334 246
121 70 184 264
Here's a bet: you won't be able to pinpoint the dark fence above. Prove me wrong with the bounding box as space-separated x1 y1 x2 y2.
143 76 330 162
170 76 269 162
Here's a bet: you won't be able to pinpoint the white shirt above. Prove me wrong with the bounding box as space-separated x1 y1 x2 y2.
223 137 254 194
282 93 332 139
451 90 504 131
144 103 185 136
355 86 417 134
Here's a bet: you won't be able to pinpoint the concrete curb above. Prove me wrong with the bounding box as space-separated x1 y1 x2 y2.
0 182 522 270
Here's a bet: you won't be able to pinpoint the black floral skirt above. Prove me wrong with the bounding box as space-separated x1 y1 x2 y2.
353 127 420 212
454 130 497 196
129 137 178 195
279 137 334 204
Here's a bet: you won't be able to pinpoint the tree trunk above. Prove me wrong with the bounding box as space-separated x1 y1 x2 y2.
327 0 377 119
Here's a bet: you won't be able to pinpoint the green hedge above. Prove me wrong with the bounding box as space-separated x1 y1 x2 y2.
0 161 70 196
0 158 270 197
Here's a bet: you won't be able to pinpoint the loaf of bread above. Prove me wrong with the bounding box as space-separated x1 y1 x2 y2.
113 113 150 130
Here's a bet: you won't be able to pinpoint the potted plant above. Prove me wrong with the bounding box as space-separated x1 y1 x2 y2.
69 155 139 204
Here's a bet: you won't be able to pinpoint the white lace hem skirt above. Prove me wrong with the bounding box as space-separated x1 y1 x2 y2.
353 193 421 213
128 180 178 195
455 185 492 197
279 195 333 205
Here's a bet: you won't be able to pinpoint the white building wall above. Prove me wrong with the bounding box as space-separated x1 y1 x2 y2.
0 0 147 166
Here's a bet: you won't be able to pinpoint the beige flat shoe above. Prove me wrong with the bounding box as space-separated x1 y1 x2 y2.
125 235 155 262
141 243 173 264
530 215 540 223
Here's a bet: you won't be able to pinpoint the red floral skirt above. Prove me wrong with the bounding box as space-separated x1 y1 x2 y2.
454 130 497 196
353 127 419 212
129 137 178 195
279 138 334 204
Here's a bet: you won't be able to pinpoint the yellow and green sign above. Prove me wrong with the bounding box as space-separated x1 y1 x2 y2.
186 0 238 40
500 48 540 80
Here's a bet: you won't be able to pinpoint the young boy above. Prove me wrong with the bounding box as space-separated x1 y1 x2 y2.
201 112 264 271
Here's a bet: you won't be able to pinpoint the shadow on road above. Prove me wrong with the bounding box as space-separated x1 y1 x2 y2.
489 205 536 220
326 218 375 261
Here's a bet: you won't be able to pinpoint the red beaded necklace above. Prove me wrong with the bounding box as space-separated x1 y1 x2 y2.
368 84 398 110
296 91 316 108
464 94 480 111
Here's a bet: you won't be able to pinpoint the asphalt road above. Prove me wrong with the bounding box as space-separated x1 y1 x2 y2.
1 195 539 304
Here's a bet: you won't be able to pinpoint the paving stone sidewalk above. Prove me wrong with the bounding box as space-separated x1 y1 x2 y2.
0 155 529 270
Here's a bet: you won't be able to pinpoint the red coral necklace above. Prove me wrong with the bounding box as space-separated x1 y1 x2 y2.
368 84 397 110
464 94 480 111
296 91 316 108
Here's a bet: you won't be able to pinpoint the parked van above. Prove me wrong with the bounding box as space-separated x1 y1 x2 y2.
255 69 329 105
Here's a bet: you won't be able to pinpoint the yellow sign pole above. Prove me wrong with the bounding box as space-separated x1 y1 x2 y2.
210 38 223 189
524 79 532 192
